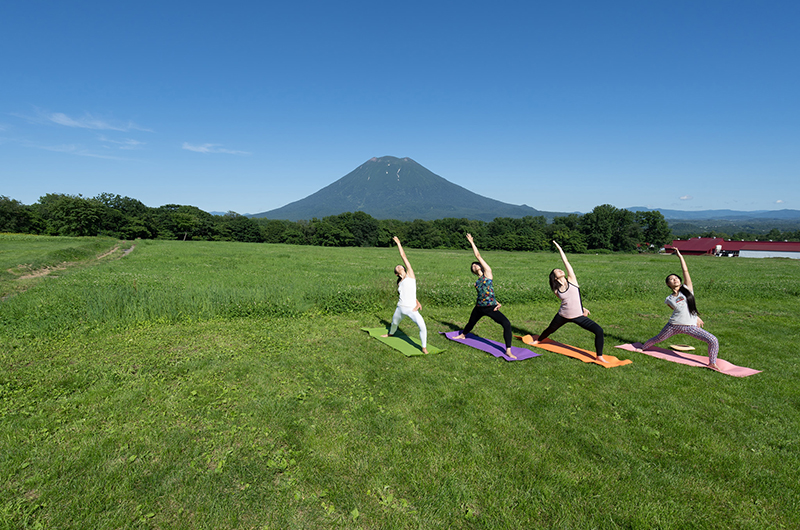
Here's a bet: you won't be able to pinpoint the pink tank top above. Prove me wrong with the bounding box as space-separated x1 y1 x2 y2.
556 282 584 319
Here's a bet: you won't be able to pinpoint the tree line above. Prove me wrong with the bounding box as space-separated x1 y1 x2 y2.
3 192 797 252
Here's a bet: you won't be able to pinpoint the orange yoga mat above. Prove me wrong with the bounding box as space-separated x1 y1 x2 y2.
517 335 632 368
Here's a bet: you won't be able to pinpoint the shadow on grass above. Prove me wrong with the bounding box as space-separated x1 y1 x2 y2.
434 319 462 332
511 320 643 352
370 314 427 351
435 319 537 339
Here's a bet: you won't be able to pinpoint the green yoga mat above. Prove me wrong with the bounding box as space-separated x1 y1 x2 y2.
361 327 444 357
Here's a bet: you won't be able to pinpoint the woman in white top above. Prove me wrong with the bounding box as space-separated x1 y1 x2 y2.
637 248 719 370
383 236 428 354
532 241 606 362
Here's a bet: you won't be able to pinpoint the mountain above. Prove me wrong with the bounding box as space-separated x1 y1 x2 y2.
627 207 800 221
252 156 563 222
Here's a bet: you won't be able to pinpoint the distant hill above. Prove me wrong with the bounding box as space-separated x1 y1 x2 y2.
252 156 565 222
628 207 800 221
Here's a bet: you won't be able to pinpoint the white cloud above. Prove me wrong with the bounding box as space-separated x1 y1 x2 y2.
48 112 151 132
98 135 146 150
36 143 126 160
14 108 152 132
182 142 250 155
680 195 693 201
776 199 784 204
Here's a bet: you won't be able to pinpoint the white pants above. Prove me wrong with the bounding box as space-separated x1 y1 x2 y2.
389 305 427 348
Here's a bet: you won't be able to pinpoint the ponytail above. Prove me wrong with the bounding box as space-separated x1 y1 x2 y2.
679 285 698 315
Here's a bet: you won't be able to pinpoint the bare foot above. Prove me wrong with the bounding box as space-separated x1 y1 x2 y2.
454 333 466 340
506 348 517 360
381 334 392 338
597 355 609 363
708 362 720 371
531 339 539 345
634 347 643 353
422 347 429 354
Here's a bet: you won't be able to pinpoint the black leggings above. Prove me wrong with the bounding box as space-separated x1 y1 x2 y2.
462 305 513 349
538 314 604 355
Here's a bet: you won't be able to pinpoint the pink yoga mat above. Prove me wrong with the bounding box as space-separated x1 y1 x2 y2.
615 343 761 377
441 331 540 361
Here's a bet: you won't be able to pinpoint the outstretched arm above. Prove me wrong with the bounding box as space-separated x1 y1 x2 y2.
675 248 691 291
466 233 492 279
393 236 415 279
553 241 577 285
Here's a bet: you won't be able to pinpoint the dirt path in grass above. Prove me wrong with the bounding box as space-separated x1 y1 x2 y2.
16 244 135 280
96 244 121 260
3 242 136 301
16 264 68 280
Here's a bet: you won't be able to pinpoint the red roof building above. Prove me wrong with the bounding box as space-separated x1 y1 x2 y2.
667 238 800 258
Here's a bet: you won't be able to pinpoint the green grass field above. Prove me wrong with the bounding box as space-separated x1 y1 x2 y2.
1 234 799 529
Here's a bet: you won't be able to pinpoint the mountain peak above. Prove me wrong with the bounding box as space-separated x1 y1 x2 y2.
253 157 554 222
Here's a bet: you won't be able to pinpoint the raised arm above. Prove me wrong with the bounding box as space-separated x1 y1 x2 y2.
675 248 691 291
466 233 492 279
393 236 415 279
553 241 577 285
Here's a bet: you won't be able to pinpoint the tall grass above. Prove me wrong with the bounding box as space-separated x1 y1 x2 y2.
1 239 799 529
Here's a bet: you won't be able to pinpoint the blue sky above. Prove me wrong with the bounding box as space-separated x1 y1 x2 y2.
2 0 798 215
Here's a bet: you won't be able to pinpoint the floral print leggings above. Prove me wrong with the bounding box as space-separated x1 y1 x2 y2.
643 323 719 364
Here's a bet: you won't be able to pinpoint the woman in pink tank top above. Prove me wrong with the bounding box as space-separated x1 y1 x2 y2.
531 241 607 363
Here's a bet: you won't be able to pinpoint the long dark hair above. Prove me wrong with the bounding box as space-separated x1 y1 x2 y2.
548 269 560 292
666 274 699 315
471 261 482 276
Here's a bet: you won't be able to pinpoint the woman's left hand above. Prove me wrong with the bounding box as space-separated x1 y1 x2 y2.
697 316 705 328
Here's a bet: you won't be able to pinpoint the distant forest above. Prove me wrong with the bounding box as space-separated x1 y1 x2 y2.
3 193 800 252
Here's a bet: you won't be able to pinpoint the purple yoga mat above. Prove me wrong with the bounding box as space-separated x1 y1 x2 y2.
441 331 541 361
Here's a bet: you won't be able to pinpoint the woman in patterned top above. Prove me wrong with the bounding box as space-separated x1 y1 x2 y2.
531 241 607 363
454 233 516 359
636 248 719 370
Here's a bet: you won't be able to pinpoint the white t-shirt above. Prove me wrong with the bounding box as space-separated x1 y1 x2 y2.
397 277 417 309
666 288 697 326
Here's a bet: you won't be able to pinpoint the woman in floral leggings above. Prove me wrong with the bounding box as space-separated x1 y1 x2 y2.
637 248 719 370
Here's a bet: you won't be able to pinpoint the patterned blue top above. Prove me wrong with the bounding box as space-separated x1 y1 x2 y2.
475 275 497 306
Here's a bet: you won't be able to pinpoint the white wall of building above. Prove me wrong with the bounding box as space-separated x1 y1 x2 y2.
739 250 800 259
